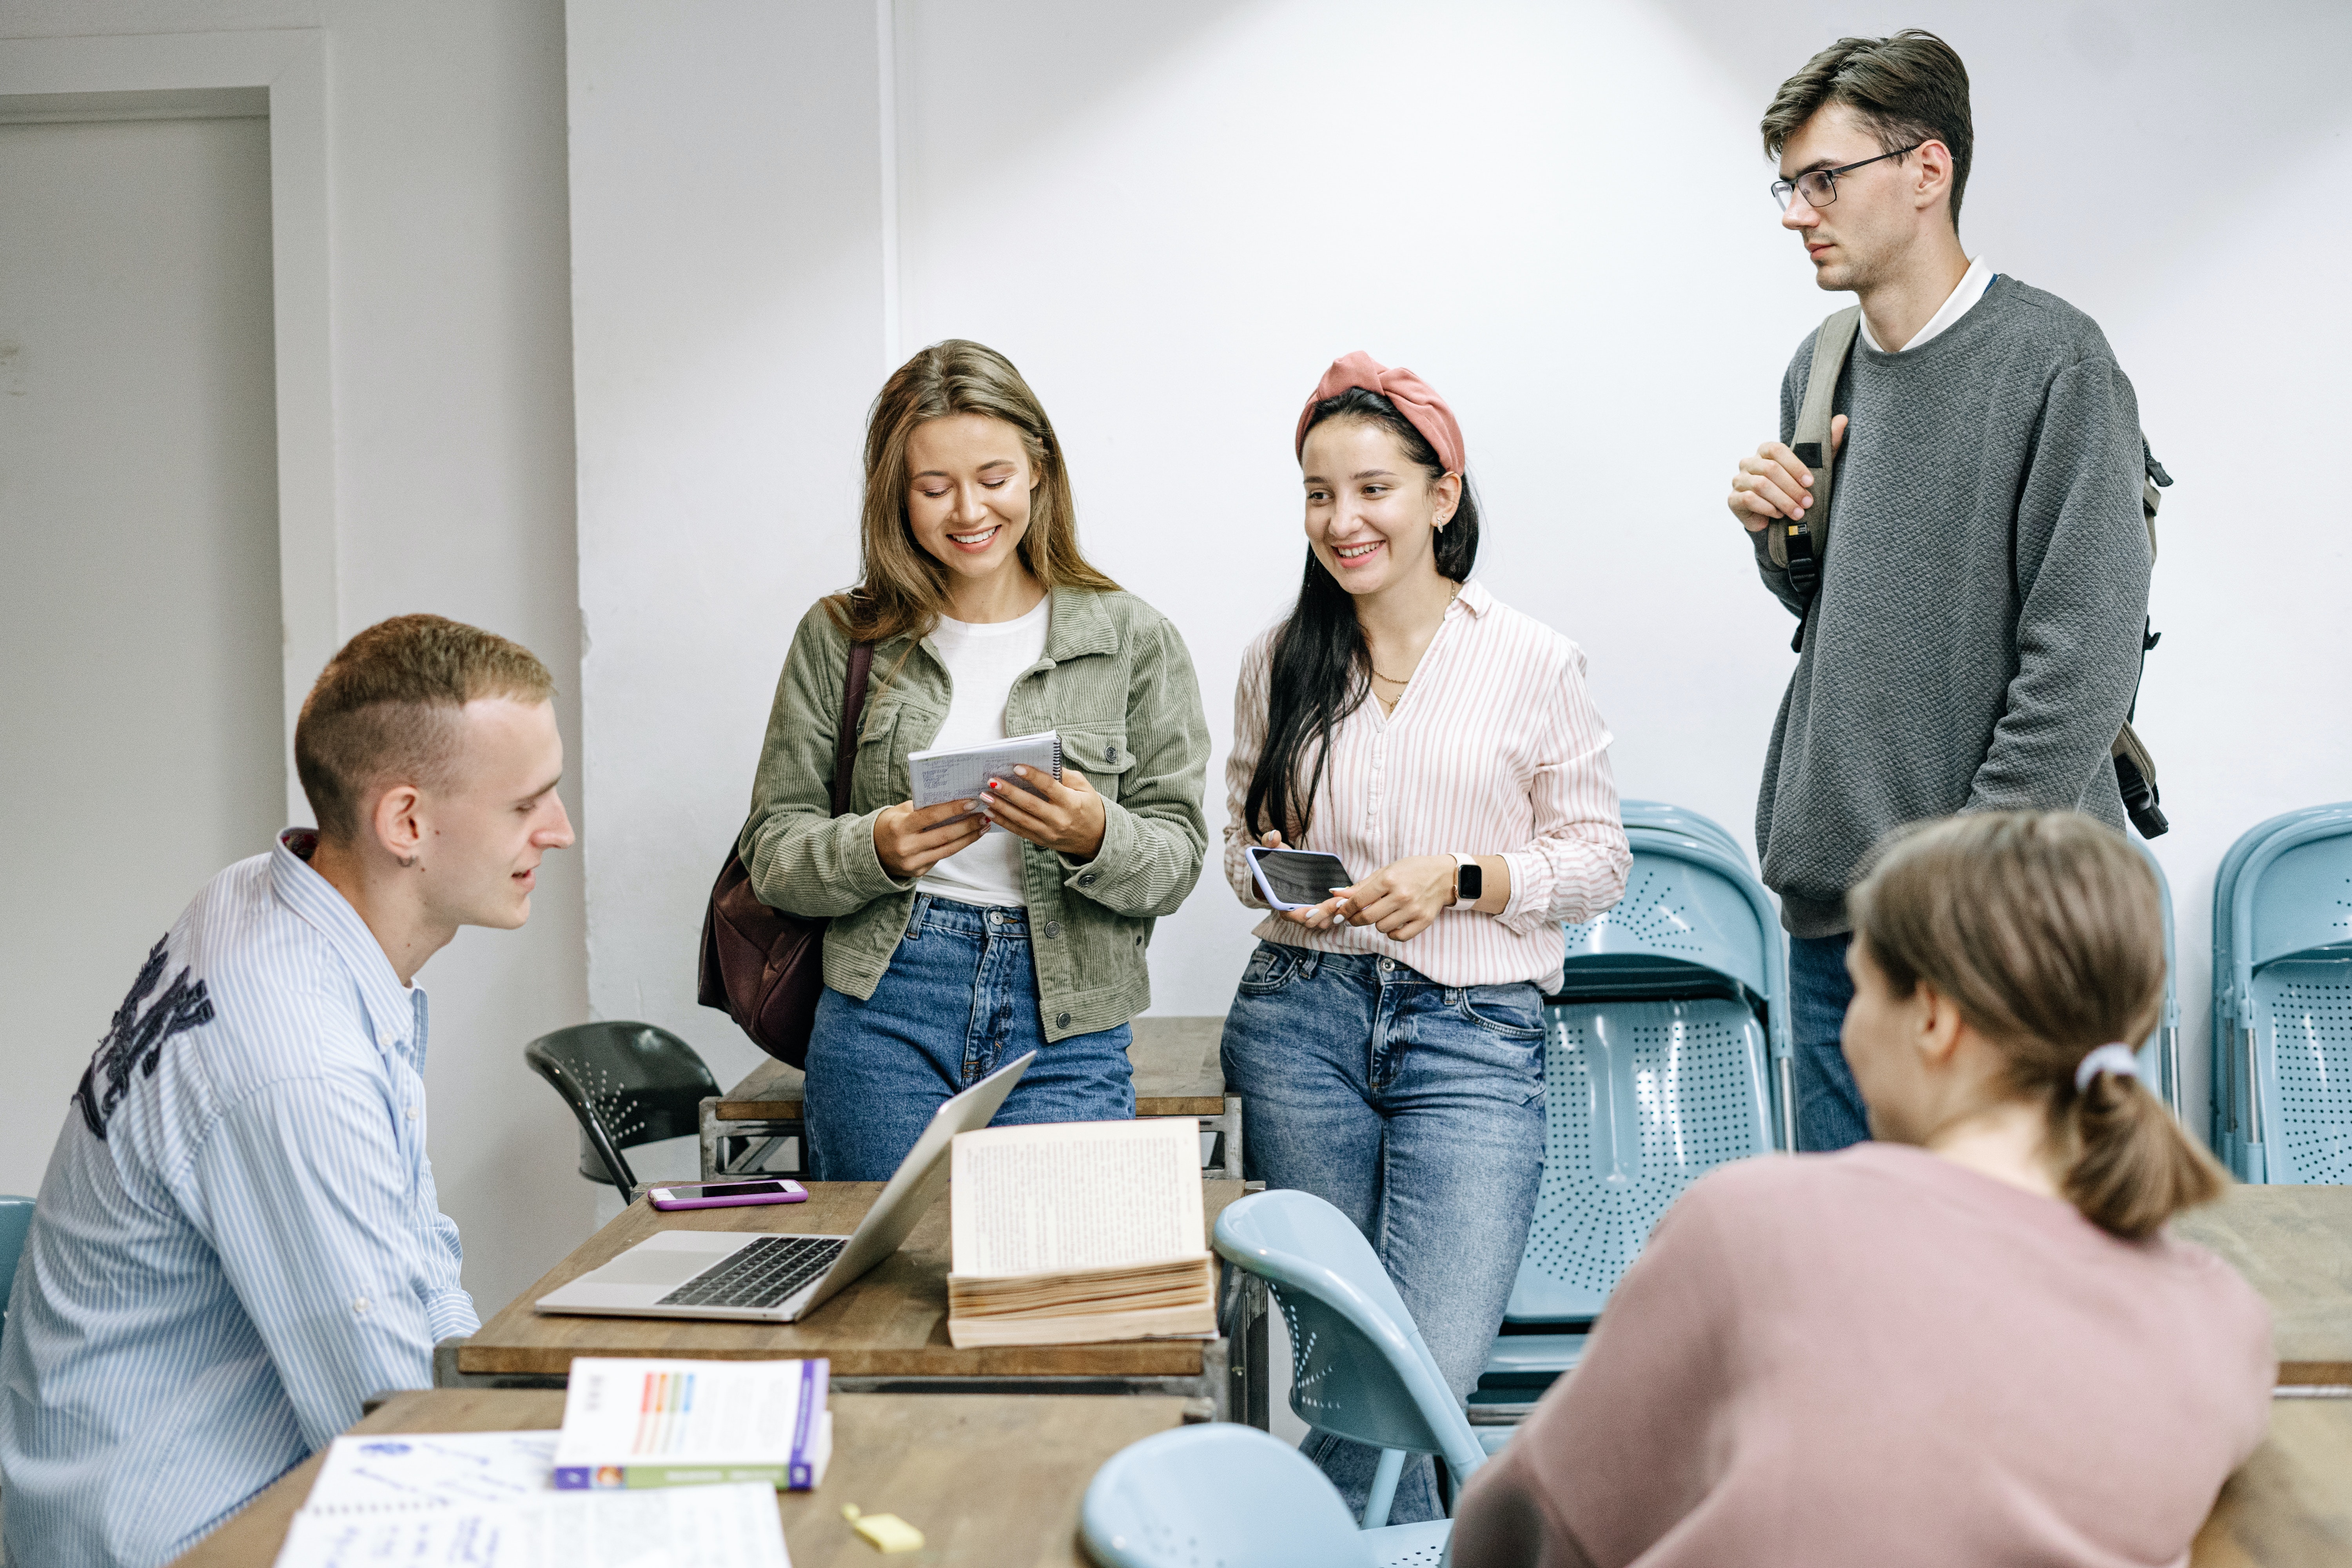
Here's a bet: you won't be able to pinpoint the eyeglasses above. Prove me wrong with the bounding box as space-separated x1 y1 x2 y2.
1771 143 1923 211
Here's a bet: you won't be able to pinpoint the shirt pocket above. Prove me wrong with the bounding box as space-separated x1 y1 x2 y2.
1056 727 1137 800
853 701 923 811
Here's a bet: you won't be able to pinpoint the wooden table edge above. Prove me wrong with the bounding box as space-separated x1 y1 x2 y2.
716 1094 1229 1120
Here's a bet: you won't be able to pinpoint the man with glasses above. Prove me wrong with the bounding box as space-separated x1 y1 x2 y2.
1723 31 2154 1151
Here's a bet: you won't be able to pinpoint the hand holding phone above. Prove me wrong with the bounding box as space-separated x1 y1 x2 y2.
646 1179 809 1211
1245 843 1356 912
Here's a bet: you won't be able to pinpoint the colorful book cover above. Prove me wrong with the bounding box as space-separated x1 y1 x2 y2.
551 1357 830 1492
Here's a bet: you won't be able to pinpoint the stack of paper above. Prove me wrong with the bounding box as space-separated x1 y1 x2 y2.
554 1358 831 1492
946 1118 1218 1348
269 1437 788 1568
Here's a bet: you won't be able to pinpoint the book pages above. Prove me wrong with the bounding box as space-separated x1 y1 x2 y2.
950 1117 1206 1276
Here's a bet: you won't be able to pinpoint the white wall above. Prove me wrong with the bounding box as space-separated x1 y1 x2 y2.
571 0 2352 1149
0 0 591 1313
0 112 283 1199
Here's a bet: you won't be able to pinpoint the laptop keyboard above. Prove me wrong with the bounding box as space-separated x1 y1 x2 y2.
658 1235 846 1310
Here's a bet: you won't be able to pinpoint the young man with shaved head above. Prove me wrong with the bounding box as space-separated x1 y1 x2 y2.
1722 31 2155 1152
0 615 575 1568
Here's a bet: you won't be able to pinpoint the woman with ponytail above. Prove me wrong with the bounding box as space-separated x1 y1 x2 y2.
1453 811 2271 1568
1220 353 1630 1523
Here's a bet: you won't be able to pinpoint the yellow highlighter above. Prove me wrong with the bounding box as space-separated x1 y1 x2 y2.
842 1504 926 1554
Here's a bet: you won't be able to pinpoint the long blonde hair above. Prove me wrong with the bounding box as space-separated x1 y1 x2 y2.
1848 811 2226 1239
829 339 1118 646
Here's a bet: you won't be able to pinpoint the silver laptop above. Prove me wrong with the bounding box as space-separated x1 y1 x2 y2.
535 1052 1035 1323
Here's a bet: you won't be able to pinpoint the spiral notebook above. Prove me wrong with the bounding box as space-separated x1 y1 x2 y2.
906 730 1061 832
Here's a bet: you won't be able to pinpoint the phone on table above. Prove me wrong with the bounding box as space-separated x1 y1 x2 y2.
646 1178 809 1211
1244 846 1357 912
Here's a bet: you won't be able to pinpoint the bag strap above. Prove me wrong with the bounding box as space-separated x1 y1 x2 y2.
831 642 875 818
1768 305 1863 593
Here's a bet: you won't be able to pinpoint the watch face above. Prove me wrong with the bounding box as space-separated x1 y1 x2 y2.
1459 864 1483 900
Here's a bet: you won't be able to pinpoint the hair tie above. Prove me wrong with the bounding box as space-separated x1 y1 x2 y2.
1294 351 1466 476
2073 1043 2141 1094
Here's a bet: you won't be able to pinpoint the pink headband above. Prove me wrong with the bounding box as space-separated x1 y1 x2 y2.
1294 350 1466 476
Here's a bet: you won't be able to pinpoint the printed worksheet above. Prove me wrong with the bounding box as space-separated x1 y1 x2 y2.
270 1482 789 1568
304 1432 558 1511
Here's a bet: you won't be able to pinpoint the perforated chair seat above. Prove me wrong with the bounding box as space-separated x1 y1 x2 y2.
2252 953 2352 1183
2214 809 2352 1180
1506 997 1771 1323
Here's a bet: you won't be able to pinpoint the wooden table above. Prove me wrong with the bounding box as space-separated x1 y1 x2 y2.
2194 1398 2352 1565
2174 1184 2352 1385
439 1179 1269 1426
701 1016 1241 1181
167 1387 1188 1568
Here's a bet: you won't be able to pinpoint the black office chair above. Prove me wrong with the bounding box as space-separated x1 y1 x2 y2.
523 1022 720 1192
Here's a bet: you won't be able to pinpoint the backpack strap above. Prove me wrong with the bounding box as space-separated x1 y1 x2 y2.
831 642 875 818
1767 305 1863 606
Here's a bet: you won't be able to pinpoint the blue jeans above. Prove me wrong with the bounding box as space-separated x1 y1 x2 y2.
1220 942 1545 1525
805 895 1136 1180
1789 931 1869 1151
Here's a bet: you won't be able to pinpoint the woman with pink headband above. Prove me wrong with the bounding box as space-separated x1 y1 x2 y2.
1220 352 1632 1522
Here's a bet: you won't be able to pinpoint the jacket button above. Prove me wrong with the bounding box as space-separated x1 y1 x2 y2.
1078 873 1096 887
1043 920 1061 938
1105 745 1117 763
1056 1011 1071 1029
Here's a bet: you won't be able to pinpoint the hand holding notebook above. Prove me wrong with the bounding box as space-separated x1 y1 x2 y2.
906 731 1061 834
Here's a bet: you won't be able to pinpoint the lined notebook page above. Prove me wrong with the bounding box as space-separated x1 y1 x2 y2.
950 1118 1205 1276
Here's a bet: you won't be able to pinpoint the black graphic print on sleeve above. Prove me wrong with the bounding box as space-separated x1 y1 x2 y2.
74 936 216 1140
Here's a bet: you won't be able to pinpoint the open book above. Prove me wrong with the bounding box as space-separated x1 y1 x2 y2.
945 1117 1218 1348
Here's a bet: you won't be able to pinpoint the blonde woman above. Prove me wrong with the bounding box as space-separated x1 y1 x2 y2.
1453 811 2270 1568
739 341 1210 1179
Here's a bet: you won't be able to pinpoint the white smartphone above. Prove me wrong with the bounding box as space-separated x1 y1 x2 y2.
1245 846 1355 911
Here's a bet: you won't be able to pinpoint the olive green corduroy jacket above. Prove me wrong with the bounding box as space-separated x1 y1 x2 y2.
739 587 1210 1042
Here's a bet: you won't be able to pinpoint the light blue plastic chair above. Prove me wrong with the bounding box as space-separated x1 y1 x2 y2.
2211 806 2352 1181
0 1195 32 1344
1473 808 1788 1444
1211 1190 1484 1534
2133 844 2183 1116
1619 798 1745 862
1080 1423 1448 1568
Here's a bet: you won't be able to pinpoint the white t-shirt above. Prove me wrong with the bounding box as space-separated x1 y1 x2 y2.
914 596 1051 908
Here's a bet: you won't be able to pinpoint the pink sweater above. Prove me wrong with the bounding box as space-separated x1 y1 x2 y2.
1452 1145 2272 1568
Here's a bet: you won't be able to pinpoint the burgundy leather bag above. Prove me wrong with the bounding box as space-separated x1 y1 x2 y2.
697 642 874 1067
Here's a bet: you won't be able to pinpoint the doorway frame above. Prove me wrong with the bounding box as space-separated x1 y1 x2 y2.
0 31 332 823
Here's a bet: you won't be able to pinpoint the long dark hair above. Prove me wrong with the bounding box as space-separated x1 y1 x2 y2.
1243 388 1481 841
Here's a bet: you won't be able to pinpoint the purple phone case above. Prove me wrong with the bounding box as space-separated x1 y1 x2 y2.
646 1182 809 1210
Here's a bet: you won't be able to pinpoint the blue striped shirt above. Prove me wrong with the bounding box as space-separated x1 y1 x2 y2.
0 830 479 1567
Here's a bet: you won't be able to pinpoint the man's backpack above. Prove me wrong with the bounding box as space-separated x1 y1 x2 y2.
1765 305 2172 839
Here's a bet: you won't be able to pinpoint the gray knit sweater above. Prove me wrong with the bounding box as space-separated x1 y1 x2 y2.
1751 276 2152 937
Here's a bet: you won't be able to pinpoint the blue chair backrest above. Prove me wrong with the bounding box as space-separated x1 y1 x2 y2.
1212 1190 1487 1483
2216 809 2352 1182
2133 843 2181 1114
1080 1423 1381 1568
0 1196 34 1342
1559 830 1783 1033
1618 799 1746 864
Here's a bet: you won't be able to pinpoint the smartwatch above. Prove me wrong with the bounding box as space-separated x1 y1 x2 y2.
1451 853 1483 904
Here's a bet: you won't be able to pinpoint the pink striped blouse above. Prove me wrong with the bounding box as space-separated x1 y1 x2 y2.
1222 581 1631 991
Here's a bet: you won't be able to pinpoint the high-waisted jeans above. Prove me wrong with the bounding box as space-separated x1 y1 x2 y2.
1220 941 1545 1524
805 894 1135 1180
